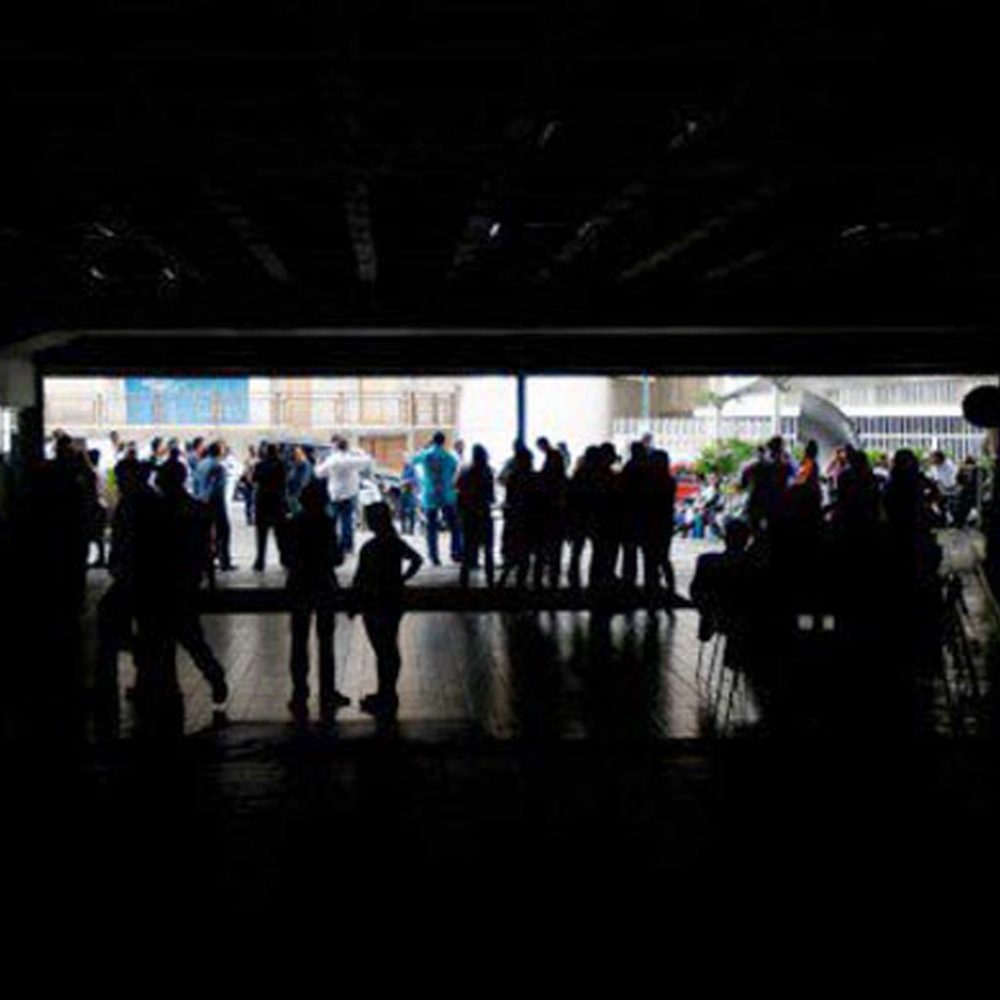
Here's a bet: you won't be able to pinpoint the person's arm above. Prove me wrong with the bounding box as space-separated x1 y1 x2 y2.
399 539 423 583
313 455 333 480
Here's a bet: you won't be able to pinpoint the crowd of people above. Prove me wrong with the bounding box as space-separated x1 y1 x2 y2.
28 421 982 731
689 435 968 730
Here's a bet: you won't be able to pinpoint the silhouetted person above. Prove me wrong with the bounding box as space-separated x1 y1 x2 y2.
588 443 622 590
740 445 768 534
252 443 287 571
620 441 649 589
759 435 793 533
955 456 980 528
567 446 599 589
498 444 536 588
152 459 229 709
833 445 882 548
96 457 150 717
282 478 348 722
534 445 568 589
456 444 495 587
196 442 235 571
351 502 423 718
644 449 677 602
785 439 822 541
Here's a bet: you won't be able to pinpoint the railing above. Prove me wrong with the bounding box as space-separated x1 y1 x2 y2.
614 414 987 462
44 390 458 432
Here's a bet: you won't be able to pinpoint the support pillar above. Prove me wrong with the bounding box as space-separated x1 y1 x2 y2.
516 372 526 445
641 373 651 431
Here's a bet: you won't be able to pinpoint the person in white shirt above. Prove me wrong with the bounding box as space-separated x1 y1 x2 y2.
928 451 958 492
928 450 958 524
314 436 374 556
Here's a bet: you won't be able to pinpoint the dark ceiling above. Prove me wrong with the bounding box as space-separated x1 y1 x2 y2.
2 0 997 341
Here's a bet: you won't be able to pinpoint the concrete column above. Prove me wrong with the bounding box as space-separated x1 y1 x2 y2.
516 373 526 444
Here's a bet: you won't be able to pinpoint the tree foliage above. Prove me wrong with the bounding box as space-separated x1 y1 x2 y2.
692 438 757 478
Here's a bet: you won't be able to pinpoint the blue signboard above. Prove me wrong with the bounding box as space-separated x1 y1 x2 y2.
125 378 250 425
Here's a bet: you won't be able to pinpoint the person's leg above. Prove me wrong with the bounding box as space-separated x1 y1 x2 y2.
364 612 402 708
176 609 228 703
459 514 473 587
289 605 311 711
216 500 232 569
548 533 563 589
446 504 463 562
96 582 128 692
336 499 354 556
483 517 495 588
316 602 346 714
622 536 638 588
568 531 584 589
254 517 267 570
426 506 441 565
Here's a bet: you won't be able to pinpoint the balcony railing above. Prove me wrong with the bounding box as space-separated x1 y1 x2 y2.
44 390 458 432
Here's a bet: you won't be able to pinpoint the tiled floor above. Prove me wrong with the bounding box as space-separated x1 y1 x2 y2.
87 523 995 740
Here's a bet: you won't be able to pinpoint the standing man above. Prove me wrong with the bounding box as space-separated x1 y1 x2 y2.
251 443 287 571
412 431 461 566
314 436 373 558
195 442 236 572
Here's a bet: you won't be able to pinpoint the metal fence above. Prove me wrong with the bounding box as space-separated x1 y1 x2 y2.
614 413 987 463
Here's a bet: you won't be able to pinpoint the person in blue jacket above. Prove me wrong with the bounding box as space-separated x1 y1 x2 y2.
412 431 461 565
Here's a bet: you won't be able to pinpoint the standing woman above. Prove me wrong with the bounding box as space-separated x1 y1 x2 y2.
456 444 496 587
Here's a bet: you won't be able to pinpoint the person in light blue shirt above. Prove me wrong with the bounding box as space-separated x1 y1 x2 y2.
194 442 235 571
412 431 461 565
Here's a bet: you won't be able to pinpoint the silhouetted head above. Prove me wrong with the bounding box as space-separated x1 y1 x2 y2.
87 449 101 469
805 440 818 460
207 442 222 459
599 442 618 467
931 450 946 465
150 436 163 456
155 458 187 496
115 460 139 496
265 443 279 461
514 445 533 472
54 435 74 462
536 436 551 455
110 430 120 446
432 431 446 447
455 438 465 455
723 518 751 554
336 437 349 452
630 441 645 462
767 436 783 459
300 478 328 514
892 449 920 482
848 448 871 475
472 444 489 467
365 501 394 536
